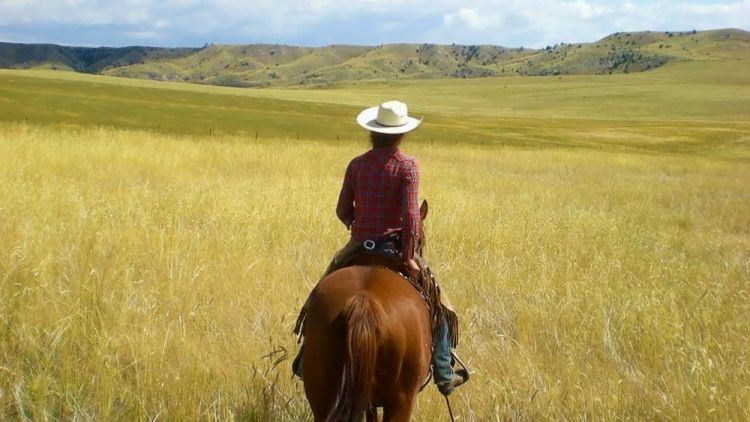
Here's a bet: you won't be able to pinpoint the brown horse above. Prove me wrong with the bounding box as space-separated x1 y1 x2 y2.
302 202 431 422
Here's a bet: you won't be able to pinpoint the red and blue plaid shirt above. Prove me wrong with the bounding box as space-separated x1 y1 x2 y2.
336 147 420 260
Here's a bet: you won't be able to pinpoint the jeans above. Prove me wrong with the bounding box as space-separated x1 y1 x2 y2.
432 316 454 384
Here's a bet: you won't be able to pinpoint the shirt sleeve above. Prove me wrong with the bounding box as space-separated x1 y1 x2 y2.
401 159 420 260
336 159 355 228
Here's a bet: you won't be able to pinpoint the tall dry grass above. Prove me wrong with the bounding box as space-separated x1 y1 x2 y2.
1 123 748 420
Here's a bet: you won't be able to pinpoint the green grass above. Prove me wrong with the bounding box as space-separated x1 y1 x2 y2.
1 59 749 157
0 72 354 140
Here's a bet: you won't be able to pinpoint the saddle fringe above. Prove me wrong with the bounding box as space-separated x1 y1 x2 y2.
414 255 459 348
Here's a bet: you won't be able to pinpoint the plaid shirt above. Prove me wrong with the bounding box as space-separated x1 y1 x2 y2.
336 147 420 260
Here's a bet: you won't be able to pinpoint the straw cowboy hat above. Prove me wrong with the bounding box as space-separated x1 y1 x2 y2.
356 100 422 134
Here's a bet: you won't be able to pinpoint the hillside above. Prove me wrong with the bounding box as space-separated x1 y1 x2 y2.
0 42 198 73
1 29 748 87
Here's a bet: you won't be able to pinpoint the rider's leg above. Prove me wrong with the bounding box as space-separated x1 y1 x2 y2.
432 315 466 395
432 316 454 383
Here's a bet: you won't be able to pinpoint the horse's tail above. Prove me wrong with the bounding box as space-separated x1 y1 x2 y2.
328 291 386 422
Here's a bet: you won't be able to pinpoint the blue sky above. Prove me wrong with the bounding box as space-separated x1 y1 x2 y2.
0 0 748 48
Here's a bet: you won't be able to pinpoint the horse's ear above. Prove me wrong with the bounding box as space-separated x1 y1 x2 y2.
420 200 428 221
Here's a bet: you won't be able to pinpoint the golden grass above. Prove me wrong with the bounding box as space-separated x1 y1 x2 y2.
1 123 748 420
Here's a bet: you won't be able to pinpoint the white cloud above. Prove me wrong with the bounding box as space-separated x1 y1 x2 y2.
435 0 618 47
443 8 496 31
124 30 159 39
569 0 611 19
0 0 747 47
431 0 750 48
680 0 749 15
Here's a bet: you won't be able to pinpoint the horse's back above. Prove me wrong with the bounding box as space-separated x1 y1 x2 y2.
309 266 430 348
311 265 424 318
303 266 431 419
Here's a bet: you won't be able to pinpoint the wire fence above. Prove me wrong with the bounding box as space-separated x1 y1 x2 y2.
13 118 721 157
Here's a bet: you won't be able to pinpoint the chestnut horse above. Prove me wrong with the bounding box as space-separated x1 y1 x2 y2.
302 202 431 422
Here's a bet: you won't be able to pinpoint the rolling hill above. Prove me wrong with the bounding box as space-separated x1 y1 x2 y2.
0 42 198 73
1 28 748 87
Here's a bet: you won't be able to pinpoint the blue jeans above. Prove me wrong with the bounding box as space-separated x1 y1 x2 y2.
432 316 454 384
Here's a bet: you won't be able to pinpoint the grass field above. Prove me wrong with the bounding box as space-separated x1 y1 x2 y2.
0 60 749 420
2 59 749 156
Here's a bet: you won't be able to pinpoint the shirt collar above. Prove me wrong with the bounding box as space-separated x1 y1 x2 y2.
371 146 401 160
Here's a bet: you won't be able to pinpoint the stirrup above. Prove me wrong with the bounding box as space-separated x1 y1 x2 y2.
450 351 470 383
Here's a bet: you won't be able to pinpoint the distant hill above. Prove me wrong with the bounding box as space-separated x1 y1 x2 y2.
0 43 198 73
1 29 747 87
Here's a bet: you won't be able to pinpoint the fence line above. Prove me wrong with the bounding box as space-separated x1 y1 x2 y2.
12 119 708 156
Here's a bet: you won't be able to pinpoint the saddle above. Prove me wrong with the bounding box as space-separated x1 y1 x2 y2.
336 235 407 275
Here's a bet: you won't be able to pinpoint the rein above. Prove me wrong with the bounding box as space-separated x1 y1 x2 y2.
445 395 456 422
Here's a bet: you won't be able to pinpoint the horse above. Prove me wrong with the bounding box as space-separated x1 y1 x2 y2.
302 201 432 422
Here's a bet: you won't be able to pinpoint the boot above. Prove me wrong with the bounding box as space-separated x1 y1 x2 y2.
437 370 468 396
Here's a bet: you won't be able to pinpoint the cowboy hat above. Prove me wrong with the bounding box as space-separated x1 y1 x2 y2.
356 100 422 134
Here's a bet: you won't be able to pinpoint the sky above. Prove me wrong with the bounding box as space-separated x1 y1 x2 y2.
0 0 748 48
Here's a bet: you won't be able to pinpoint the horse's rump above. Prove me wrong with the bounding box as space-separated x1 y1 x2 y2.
302 265 432 421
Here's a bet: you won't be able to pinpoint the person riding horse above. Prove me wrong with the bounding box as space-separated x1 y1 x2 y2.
293 100 468 396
